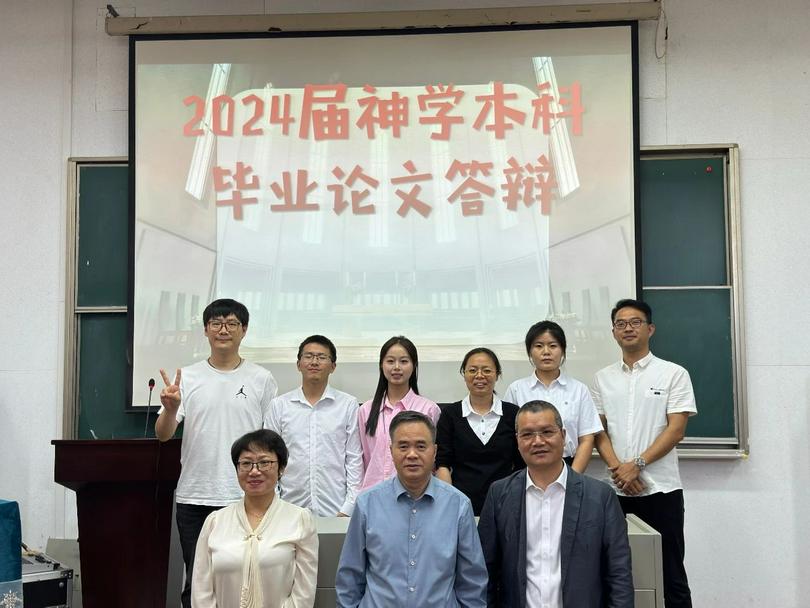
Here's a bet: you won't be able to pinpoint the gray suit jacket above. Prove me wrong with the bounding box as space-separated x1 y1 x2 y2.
477 466 634 608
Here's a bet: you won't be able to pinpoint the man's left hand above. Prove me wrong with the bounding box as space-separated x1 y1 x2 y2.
610 461 641 489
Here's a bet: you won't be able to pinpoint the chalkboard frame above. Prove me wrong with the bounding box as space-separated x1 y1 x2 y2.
640 144 747 458
65 158 161 441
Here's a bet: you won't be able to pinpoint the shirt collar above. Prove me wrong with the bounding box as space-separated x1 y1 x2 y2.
525 463 568 492
461 395 503 418
393 473 436 501
383 388 415 410
620 351 655 372
529 371 568 388
292 384 336 406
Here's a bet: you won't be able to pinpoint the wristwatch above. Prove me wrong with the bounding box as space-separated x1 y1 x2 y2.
634 456 647 471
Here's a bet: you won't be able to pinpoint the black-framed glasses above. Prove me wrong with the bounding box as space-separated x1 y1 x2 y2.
612 318 646 330
300 353 332 363
237 459 278 472
517 428 560 442
209 319 243 332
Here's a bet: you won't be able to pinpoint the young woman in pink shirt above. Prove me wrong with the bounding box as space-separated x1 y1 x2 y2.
357 336 440 490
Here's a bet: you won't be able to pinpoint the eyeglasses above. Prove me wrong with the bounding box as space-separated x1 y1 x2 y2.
209 320 243 332
612 318 647 330
517 428 560 442
300 353 332 363
463 367 496 377
237 459 278 472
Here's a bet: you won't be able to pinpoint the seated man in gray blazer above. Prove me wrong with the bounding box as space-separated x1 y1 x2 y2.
478 400 633 608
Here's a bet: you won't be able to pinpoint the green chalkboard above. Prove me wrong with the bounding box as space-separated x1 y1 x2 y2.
77 313 155 439
640 157 728 287
74 163 164 439
643 289 735 438
77 165 129 307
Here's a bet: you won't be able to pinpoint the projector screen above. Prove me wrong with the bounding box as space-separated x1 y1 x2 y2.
130 24 638 407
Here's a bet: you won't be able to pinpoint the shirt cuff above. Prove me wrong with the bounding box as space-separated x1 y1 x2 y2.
339 500 355 516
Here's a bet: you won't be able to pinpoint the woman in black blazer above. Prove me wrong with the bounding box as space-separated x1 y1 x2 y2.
436 347 524 515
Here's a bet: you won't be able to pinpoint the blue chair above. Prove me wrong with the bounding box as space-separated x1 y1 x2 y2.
0 499 23 606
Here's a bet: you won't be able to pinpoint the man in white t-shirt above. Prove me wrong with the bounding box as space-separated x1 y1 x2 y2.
265 335 363 517
155 298 277 608
593 298 697 608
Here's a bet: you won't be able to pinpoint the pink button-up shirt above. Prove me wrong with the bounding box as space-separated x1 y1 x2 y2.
357 389 440 490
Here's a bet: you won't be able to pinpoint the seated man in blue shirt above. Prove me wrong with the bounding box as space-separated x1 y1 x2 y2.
336 410 487 608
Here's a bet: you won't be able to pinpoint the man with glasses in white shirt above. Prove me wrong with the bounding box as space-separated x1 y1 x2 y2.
265 335 363 517
593 298 698 608
155 298 278 608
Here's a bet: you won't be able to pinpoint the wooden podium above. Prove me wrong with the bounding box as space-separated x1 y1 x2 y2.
52 439 181 608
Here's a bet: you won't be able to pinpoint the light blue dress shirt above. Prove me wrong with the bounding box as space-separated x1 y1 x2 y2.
335 475 487 608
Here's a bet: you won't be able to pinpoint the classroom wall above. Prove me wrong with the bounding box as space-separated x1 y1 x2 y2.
642 2 810 604
0 1 807 605
0 0 73 554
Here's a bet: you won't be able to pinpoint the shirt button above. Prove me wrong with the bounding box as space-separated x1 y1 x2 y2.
409 587 415 592
411 534 416 539
410 560 416 566
412 509 417 514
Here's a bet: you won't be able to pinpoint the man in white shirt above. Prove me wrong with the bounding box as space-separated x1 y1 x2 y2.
265 335 363 517
478 400 633 608
593 298 698 608
155 299 278 608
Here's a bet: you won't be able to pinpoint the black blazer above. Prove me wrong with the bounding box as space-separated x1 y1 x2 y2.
436 400 524 515
478 466 634 608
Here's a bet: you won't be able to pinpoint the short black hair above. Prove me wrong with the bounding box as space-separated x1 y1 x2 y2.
459 347 502 377
230 429 288 470
515 400 564 431
389 410 436 443
611 298 653 324
297 334 337 362
203 299 249 327
524 320 567 356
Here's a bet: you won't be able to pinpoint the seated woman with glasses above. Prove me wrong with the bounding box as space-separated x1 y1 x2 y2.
192 429 318 608
503 320 603 472
435 347 524 515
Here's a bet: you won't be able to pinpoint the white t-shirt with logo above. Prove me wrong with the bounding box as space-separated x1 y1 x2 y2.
161 359 277 506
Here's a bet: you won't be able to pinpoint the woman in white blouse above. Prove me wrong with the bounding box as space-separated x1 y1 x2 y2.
192 429 318 608
503 320 604 473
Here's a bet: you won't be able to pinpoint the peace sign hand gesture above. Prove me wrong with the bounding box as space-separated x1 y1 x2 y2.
159 368 182 412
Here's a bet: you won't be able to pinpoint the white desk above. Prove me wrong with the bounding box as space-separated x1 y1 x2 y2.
315 513 664 607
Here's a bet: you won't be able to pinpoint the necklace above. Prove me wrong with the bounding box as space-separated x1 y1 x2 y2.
245 498 273 520
207 356 243 370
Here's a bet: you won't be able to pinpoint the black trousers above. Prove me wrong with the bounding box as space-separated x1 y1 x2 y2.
618 490 692 608
176 503 223 608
